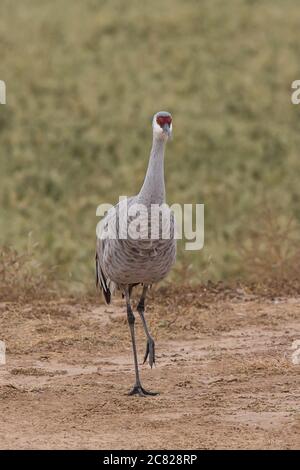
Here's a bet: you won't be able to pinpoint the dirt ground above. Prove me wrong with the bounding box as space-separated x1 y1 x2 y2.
0 285 299 449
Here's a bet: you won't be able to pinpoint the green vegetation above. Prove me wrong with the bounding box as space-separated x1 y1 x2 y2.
1 0 300 290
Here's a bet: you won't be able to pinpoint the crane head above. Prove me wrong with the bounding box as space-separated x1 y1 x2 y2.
152 111 172 140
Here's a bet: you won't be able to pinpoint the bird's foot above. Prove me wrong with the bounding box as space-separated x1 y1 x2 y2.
128 384 158 397
143 337 155 368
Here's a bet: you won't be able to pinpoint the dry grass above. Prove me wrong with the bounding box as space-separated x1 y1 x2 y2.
239 207 300 286
0 243 57 301
218 356 294 377
1 0 300 286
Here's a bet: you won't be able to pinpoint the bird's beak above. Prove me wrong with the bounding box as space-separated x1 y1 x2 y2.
163 123 172 139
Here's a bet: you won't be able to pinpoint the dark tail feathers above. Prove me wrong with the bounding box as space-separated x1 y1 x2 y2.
95 253 111 304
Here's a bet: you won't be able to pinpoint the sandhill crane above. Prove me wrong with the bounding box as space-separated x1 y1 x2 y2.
96 111 176 396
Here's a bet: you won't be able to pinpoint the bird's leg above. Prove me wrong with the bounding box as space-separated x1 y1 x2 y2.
137 285 155 368
125 288 157 397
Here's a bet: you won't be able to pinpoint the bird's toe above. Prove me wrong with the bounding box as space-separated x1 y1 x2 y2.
128 384 158 397
143 338 155 368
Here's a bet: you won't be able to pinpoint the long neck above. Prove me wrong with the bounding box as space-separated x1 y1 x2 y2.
138 136 166 206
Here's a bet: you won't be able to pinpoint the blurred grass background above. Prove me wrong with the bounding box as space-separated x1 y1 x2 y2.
1 0 300 292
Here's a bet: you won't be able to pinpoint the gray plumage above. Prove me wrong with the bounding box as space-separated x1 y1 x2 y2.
95 111 176 396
